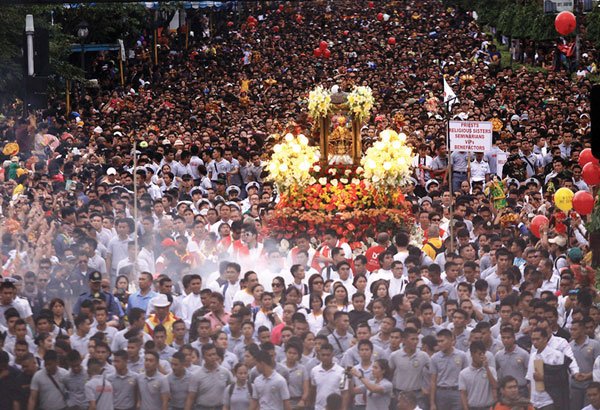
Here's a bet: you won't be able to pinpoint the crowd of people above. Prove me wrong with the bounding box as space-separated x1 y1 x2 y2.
0 0 598 409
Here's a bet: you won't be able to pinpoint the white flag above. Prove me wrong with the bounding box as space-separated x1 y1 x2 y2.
443 77 458 111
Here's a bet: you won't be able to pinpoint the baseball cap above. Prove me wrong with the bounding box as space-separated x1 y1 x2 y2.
106 167 117 176
88 271 102 282
567 247 583 263
548 236 567 247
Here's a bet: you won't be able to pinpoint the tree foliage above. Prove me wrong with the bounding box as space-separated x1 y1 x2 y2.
452 0 598 44
0 3 150 105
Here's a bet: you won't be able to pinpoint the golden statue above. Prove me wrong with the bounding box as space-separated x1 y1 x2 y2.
328 116 354 165
317 87 363 166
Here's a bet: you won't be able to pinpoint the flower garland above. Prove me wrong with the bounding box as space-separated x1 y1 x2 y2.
347 86 375 123
266 133 319 194
307 86 332 119
360 129 414 189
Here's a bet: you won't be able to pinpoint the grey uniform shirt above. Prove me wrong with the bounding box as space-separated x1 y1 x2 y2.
281 361 309 398
430 349 468 387
451 151 469 172
136 371 169 410
167 370 192 409
495 345 529 387
107 371 137 409
458 365 497 407
250 363 290 384
389 348 431 391
341 344 387 368
571 337 600 389
188 365 234 407
251 371 291 410
30 367 70 410
85 375 114 410
223 383 252 410
65 369 88 408
454 329 471 352
365 378 393 410
327 330 352 360
127 355 144 374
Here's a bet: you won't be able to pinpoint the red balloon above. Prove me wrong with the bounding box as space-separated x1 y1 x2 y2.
555 11 576 36
530 215 549 238
368 1 374 8
583 162 600 186
313 48 322 57
573 191 595 216
227 21 234 27
388 36 396 45
319 40 328 51
323 49 331 58
377 12 384 21
578 148 600 167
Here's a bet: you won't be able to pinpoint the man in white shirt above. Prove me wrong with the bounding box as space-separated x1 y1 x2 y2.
310 343 349 410
527 327 578 409
208 262 241 313
469 151 490 186
181 274 203 327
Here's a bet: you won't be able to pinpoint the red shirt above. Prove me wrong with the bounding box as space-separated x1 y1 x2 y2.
364 245 386 272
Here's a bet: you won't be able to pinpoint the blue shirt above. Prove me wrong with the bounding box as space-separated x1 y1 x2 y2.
126 290 157 315
74 291 124 319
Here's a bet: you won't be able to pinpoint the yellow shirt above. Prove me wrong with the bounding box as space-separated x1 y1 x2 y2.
422 237 443 260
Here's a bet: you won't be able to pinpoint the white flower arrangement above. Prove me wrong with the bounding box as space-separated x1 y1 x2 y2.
347 85 375 123
307 86 332 119
267 133 319 193
360 129 414 188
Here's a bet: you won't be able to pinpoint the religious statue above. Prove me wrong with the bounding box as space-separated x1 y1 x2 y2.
328 116 354 165
317 86 363 166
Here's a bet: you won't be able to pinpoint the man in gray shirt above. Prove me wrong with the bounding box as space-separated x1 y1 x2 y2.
570 320 600 410
389 327 430 409
27 350 70 410
64 351 88 410
168 352 192 410
250 350 291 410
108 350 137 410
450 151 469 192
430 329 468 410
459 341 497 410
184 343 234 410
136 352 169 410
327 312 353 360
85 359 113 410
495 327 529 398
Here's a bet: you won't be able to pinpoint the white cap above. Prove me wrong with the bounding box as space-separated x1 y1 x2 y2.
93 126 103 134
106 167 117 176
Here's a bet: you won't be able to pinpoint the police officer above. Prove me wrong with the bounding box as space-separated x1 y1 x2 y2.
72 271 123 319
